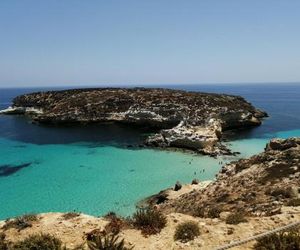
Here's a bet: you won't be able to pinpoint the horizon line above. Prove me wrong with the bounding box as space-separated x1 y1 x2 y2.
0 81 300 89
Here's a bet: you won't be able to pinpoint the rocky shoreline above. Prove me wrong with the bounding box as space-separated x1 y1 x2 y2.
150 138 300 217
0 87 267 156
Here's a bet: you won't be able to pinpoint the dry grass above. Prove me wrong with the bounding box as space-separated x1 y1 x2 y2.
132 208 167 236
254 230 300 250
12 233 64 250
174 221 200 243
225 212 248 225
2 214 38 231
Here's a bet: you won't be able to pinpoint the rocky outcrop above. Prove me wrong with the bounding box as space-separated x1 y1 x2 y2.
158 138 300 216
0 106 42 115
1 88 267 155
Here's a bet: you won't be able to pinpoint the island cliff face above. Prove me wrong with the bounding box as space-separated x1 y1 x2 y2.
3 88 267 155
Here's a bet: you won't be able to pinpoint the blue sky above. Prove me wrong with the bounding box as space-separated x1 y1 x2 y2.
0 0 300 87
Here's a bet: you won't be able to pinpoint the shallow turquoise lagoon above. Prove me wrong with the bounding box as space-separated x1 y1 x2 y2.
1 129 300 220
229 129 300 158
0 137 236 219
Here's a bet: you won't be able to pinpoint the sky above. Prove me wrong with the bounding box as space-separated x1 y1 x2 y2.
0 0 300 87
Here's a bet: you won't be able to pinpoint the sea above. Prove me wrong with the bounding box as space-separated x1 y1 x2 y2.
0 83 299 219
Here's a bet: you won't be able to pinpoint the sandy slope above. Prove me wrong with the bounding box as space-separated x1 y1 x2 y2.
1 206 299 249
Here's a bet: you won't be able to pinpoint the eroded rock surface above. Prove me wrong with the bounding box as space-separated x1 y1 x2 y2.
2 88 267 155
158 138 300 217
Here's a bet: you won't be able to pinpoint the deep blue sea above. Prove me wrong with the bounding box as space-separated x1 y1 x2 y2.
0 83 299 219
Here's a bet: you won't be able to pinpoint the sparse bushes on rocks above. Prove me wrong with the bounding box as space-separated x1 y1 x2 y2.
87 233 133 250
254 230 300 250
193 206 205 218
268 188 293 198
216 193 230 202
193 206 221 219
86 229 104 243
174 221 200 243
104 214 127 235
61 212 80 220
225 212 247 225
12 233 64 250
287 198 300 207
0 233 8 250
104 211 117 219
207 207 221 218
2 214 38 231
132 208 167 235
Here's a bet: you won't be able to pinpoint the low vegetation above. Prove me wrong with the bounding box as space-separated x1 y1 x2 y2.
207 207 221 219
0 233 8 250
225 212 248 225
61 212 80 220
87 233 133 250
12 233 64 250
2 214 38 231
287 198 300 207
193 206 222 218
174 221 200 243
103 212 132 235
254 230 300 250
267 187 293 198
104 214 127 235
132 208 167 235
193 206 205 218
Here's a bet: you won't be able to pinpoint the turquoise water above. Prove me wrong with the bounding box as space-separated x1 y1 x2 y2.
0 84 299 219
229 129 300 158
0 137 232 219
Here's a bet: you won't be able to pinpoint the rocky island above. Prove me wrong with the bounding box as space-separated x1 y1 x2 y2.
0 88 267 155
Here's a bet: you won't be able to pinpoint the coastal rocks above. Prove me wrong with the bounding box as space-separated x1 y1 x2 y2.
0 106 26 115
139 189 171 207
0 106 43 115
1 88 267 155
145 123 221 154
174 181 182 191
265 137 300 151
191 179 200 185
159 137 300 217
141 181 212 207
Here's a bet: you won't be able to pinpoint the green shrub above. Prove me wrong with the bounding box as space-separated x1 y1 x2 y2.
174 221 200 243
0 233 8 250
105 214 126 235
86 229 104 243
13 233 64 250
225 212 247 225
87 234 133 250
207 207 221 219
193 207 205 218
287 198 300 207
132 208 167 235
104 211 117 219
61 212 80 220
3 214 38 231
254 230 300 250
268 188 292 198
